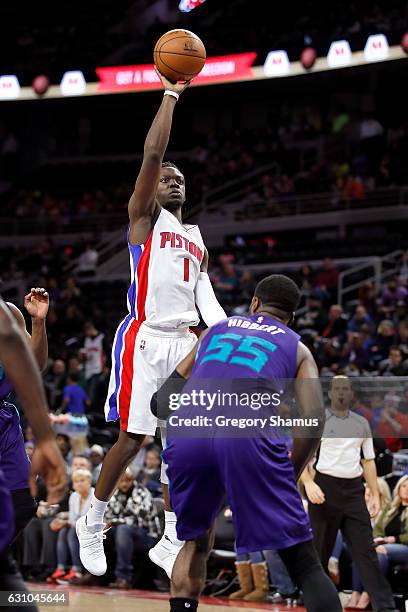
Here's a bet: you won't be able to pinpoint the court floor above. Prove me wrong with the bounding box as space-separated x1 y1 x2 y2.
33 585 309 612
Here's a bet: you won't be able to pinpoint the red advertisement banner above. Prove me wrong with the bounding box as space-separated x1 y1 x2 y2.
96 52 257 92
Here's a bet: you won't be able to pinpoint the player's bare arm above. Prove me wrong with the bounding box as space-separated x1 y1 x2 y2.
291 342 325 479
128 72 192 245
7 287 49 371
0 298 66 504
150 330 209 420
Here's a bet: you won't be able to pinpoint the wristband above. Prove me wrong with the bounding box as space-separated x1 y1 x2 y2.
164 90 179 101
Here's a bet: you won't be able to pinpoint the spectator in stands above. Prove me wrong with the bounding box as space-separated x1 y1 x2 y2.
55 433 72 469
60 277 82 304
368 476 408 606
137 447 162 498
314 257 339 303
77 244 99 277
67 357 86 388
378 278 408 317
214 262 239 308
60 373 90 416
88 444 104 486
398 320 408 359
297 291 328 335
376 393 408 452
48 468 94 585
379 347 408 376
347 305 374 334
81 321 107 409
105 469 161 590
44 359 66 411
370 320 397 365
321 304 348 340
341 332 371 372
68 454 92 483
298 264 315 292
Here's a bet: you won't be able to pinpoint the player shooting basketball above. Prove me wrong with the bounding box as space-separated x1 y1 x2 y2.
77 69 226 579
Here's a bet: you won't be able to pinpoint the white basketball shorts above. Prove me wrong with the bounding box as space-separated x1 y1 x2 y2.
104 317 197 436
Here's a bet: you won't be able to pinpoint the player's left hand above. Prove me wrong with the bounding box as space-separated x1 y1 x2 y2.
24 288 49 320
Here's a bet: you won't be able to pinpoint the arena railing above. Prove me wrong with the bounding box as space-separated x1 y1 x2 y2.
1 186 408 237
337 250 404 307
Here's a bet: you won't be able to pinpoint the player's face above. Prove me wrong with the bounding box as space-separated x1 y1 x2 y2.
157 167 186 211
329 378 353 410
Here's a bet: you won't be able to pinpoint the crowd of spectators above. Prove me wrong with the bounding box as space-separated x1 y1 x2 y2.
1 108 408 226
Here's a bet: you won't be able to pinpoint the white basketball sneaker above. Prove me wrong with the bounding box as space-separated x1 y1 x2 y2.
76 516 107 576
148 534 184 579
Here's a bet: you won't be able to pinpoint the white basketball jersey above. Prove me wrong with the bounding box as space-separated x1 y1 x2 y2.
127 207 205 329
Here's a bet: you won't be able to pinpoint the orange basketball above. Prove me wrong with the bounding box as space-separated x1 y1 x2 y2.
154 29 206 83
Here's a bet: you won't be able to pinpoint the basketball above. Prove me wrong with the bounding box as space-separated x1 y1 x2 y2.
154 29 206 83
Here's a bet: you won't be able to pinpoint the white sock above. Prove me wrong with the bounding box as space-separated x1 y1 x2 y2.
164 511 182 545
86 494 108 526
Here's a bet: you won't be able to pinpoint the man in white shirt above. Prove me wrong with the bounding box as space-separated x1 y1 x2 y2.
82 322 106 409
301 375 397 612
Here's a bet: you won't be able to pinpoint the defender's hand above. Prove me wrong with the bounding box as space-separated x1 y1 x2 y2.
30 438 67 505
155 68 193 95
24 288 49 320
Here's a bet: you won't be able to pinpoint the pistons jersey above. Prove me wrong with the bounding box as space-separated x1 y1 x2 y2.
127 207 205 329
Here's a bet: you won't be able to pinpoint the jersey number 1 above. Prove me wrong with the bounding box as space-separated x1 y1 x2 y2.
183 258 190 282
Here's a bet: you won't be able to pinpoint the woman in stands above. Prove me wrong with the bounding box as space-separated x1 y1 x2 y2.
353 476 408 610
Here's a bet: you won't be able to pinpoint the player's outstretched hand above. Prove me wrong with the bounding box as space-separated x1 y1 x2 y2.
30 437 68 505
155 68 193 95
304 480 326 504
24 287 50 320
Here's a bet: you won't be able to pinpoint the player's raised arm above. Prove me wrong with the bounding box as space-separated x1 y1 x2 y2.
7 288 49 372
128 73 192 245
0 298 66 504
291 342 325 479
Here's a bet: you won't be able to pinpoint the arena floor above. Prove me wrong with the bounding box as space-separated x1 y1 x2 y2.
32 584 311 612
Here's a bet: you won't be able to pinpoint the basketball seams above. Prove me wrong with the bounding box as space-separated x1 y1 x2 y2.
156 35 205 56
158 51 206 60
156 53 202 77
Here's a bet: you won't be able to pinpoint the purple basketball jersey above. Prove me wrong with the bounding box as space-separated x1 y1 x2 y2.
0 362 13 401
187 314 299 387
163 314 313 552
